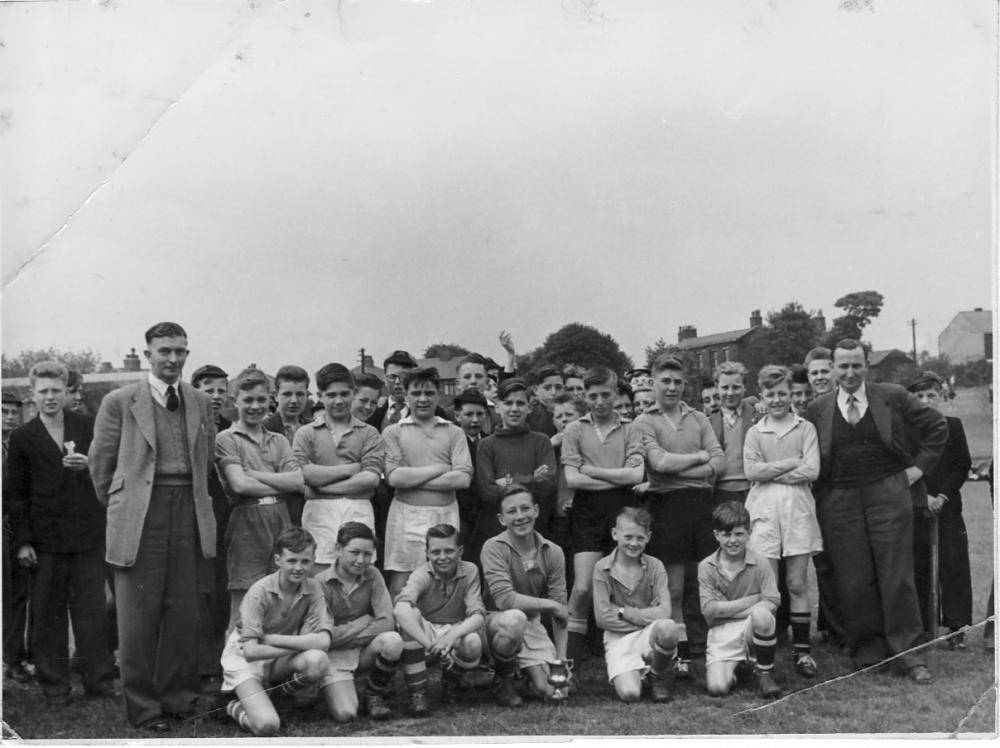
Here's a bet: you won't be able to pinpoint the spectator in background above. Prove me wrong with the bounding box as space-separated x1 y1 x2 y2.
632 387 655 418
264 365 312 526
613 382 634 422
700 380 721 416
7 361 114 705
709 361 759 507
2 390 31 684
66 370 88 415
526 365 564 437
351 373 384 424
452 389 489 561
788 364 813 417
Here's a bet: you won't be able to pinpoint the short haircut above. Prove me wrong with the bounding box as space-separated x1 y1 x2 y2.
496 377 529 400
532 364 563 384
273 526 316 556
355 373 384 393
650 353 685 376
582 366 616 390
757 365 791 391
66 370 82 390
616 381 634 401
712 500 751 532
29 361 69 386
498 483 535 508
789 364 810 386
454 389 489 409
425 523 459 546
336 521 376 548
552 392 588 417
457 353 489 371
144 321 187 344
315 363 355 392
617 505 652 532
233 367 270 392
562 364 585 380
274 365 309 389
803 347 833 365
402 366 440 392
833 339 868 358
713 360 747 383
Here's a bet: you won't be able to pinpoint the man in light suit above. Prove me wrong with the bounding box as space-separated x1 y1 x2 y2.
89 322 217 732
805 339 946 682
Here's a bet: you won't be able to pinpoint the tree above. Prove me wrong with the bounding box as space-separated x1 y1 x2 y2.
2 347 102 378
422 343 470 361
521 323 633 374
744 303 823 372
825 290 884 347
644 338 670 369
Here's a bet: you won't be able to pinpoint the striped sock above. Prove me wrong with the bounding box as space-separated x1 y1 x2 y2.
226 699 252 732
753 632 777 670
401 644 429 693
451 650 480 671
790 612 811 656
279 671 308 695
366 653 398 694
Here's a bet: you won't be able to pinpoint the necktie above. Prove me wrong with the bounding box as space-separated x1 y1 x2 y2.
846 394 860 426
166 385 179 413
388 403 402 425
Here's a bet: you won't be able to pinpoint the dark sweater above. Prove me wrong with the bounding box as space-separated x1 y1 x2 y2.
830 407 903 488
475 426 557 537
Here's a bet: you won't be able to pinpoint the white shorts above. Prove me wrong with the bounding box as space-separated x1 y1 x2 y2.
706 617 755 667
746 483 823 559
324 645 363 684
220 630 272 692
603 624 656 683
516 616 557 670
383 500 460 573
302 497 376 564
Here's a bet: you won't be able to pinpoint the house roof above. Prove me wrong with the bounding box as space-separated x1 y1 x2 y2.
868 349 912 367
674 327 758 350
950 310 993 333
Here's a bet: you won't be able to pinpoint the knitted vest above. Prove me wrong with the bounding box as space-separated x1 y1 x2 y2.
829 405 901 488
153 399 192 477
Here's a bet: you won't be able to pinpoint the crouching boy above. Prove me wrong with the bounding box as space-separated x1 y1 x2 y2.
220 527 332 736
592 507 679 703
394 524 486 715
698 501 782 699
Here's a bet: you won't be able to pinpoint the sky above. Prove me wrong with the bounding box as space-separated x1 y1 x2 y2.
1 0 996 381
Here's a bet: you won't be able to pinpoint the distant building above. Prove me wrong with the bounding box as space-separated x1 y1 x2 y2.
939 309 993 364
672 310 766 379
867 349 913 382
350 355 460 396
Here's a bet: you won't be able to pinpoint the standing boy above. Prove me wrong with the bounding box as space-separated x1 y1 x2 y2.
592 507 679 703
293 363 383 574
263 365 312 526
452 389 489 558
560 367 644 663
382 367 473 597
526 365 564 437
2 389 31 684
699 501 782 698
708 361 758 506
394 524 486 714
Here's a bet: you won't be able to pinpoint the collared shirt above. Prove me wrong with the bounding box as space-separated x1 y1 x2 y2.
480 530 567 613
395 560 485 625
698 547 780 627
721 407 740 429
837 382 869 423
560 413 644 471
215 423 298 500
292 415 383 500
236 571 332 642
381 400 409 431
632 403 724 494
383 416 473 506
148 373 178 409
592 549 671 634
743 415 820 485
314 564 394 649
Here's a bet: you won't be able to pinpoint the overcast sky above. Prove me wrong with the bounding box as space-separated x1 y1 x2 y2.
2 0 995 381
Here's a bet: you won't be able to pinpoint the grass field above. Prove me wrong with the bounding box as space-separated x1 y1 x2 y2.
2 388 995 739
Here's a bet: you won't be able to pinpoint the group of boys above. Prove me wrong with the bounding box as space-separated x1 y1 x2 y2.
1 321 975 734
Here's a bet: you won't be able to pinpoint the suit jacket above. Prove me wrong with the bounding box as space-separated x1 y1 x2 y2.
5 411 105 553
89 379 217 567
708 398 761 451
805 381 947 505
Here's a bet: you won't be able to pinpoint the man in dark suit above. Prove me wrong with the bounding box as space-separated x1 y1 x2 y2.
805 339 947 682
89 322 217 732
6 361 113 704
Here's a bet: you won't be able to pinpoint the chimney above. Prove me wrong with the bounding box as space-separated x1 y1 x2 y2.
750 309 763 328
812 309 826 333
123 348 141 372
678 325 698 343
974 307 983 312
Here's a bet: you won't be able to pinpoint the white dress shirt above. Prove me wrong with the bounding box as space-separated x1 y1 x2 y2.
836 382 868 423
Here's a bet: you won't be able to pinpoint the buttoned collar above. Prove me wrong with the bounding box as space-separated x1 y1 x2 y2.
595 547 649 576
258 570 316 599
398 415 451 427
579 412 625 434
705 546 759 570
315 564 374 590
309 414 367 431
754 414 806 435
837 382 868 409
229 421 277 445
148 373 179 405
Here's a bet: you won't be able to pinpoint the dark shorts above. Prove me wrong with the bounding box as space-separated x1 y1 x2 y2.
571 488 637 554
645 488 715 566
225 501 290 590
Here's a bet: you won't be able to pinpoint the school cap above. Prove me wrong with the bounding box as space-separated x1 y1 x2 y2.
383 350 418 368
626 367 651 380
1 391 20 405
907 371 943 393
453 389 488 408
496 377 530 400
191 364 229 386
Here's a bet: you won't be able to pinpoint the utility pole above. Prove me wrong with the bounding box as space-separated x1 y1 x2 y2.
908 319 917 364
359 347 366 373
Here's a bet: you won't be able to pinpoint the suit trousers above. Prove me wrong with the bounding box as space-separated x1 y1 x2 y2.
30 547 113 698
816 471 923 669
115 485 205 726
